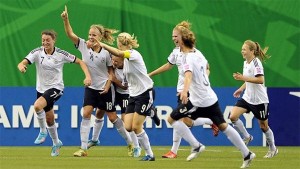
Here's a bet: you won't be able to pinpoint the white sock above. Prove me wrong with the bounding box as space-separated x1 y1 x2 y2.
80 118 91 150
223 125 249 157
264 127 276 151
172 120 200 149
136 130 153 157
193 118 213 126
232 119 250 139
171 128 181 154
130 131 139 148
36 110 47 133
113 118 132 145
47 123 59 145
91 118 104 141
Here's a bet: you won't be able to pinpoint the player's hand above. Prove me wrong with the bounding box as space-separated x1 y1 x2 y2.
17 63 27 73
61 5 68 20
233 89 242 98
83 78 92 87
233 72 244 81
180 91 188 104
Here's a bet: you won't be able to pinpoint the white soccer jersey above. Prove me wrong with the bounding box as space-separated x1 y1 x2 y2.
242 57 269 104
168 47 184 92
181 49 218 107
123 49 153 96
25 46 76 93
76 38 112 90
114 68 129 94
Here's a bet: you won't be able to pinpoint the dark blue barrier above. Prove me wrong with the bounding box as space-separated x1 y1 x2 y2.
0 87 299 146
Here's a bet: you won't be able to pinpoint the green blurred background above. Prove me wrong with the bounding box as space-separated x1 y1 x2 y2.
1 0 299 87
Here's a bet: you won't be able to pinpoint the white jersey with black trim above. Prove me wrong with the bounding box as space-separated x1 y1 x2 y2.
25 46 76 93
167 47 184 92
114 68 129 94
242 57 269 104
76 38 112 90
181 49 218 107
123 49 153 97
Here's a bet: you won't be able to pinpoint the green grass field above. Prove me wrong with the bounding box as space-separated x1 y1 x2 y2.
0 146 299 169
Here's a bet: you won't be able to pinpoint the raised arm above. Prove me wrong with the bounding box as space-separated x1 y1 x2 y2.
61 5 79 45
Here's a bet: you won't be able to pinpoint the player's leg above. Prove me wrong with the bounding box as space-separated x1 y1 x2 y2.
87 109 104 148
230 101 252 144
33 94 48 144
259 119 278 158
133 113 155 161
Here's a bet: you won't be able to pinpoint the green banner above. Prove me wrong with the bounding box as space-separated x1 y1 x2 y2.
1 0 299 87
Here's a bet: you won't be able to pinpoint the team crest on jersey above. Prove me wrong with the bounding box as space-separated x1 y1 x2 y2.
256 67 262 74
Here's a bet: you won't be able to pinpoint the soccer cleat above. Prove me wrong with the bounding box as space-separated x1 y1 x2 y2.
73 149 88 157
243 135 253 146
133 147 142 158
186 145 205 161
87 139 100 149
211 123 219 137
34 131 48 145
240 152 256 168
263 148 278 158
162 151 177 158
140 155 155 161
150 107 160 126
127 143 134 157
51 140 63 157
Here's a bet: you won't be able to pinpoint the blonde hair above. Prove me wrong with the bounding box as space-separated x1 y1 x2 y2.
244 40 270 62
174 21 195 48
117 32 139 49
90 24 118 45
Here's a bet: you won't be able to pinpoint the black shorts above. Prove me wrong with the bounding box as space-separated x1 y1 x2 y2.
115 92 129 114
83 87 116 112
126 88 154 116
37 88 63 112
170 101 226 126
235 99 269 120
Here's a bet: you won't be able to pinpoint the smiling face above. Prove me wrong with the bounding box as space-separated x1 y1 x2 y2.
112 55 124 69
41 34 55 51
172 29 180 47
88 27 102 45
241 43 254 60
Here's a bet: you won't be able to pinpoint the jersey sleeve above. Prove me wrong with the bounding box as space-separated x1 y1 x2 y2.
25 47 42 64
182 54 193 73
76 38 87 53
253 58 264 76
167 48 178 65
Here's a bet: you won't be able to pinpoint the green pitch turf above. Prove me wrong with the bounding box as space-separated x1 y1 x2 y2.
0 146 299 169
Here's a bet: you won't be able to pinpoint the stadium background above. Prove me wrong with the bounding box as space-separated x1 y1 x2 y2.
0 0 299 146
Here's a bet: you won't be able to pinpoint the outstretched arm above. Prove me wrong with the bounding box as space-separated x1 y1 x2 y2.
148 62 173 77
61 5 79 45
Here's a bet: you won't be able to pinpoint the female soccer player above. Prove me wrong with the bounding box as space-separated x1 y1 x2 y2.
17 29 91 156
230 40 278 158
98 32 156 161
148 21 219 159
166 23 255 168
61 6 132 157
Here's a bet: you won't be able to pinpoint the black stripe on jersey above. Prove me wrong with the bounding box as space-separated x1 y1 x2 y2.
167 59 175 65
30 47 42 54
56 48 69 57
25 58 32 64
253 57 259 67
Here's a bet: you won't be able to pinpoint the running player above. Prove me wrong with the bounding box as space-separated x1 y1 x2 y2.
230 40 278 158
98 32 156 161
17 29 91 156
61 6 133 157
167 22 255 168
148 21 219 159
